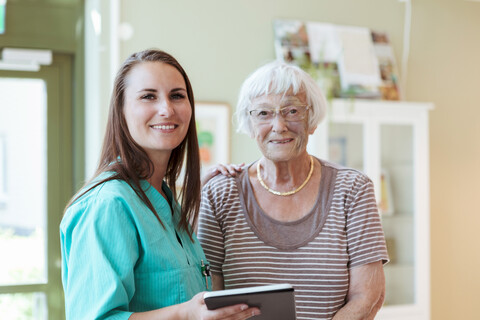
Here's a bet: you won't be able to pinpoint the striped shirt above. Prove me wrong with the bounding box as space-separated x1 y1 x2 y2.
197 159 389 320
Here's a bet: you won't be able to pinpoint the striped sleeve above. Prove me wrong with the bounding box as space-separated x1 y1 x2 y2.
197 177 227 274
345 173 389 268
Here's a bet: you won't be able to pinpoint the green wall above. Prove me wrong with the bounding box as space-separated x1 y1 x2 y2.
0 0 80 52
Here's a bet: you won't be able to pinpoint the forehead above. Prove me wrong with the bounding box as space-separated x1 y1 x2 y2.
252 90 307 106
125 61 185 89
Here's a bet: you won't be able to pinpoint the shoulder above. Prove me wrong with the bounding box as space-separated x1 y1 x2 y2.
317 158 373 200
201 170 245 211
202 172 240 195
61 178 138 232
75 177 137 207
319 158 372 185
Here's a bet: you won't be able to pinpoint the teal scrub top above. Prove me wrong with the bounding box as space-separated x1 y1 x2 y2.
60 175 210 319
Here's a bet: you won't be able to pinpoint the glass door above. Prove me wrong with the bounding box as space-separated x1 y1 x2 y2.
327 118 417 307
379 124 415 306
0 77 48 318
0 54 73 320
328 122 365 172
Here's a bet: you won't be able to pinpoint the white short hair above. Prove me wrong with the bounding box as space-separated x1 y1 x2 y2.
235 60 327 135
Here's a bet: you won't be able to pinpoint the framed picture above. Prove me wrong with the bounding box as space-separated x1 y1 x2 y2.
0 135 7 208
195 102 230 174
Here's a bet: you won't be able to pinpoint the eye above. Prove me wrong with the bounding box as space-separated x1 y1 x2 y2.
284 106 299 115
170 92 186 100
258 110 269 116
140 93 156 100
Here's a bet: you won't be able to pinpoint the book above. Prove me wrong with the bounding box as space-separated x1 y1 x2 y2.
204 283 296 320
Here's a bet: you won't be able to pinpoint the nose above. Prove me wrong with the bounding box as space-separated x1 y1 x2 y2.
271 112 288 132
156 100 174 117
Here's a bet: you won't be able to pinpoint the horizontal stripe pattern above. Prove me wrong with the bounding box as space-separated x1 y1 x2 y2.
198 162 388 320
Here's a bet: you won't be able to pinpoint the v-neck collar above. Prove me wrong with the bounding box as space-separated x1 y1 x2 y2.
140 179 178 225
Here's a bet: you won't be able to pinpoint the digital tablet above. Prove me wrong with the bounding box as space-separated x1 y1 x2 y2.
204 283 296 320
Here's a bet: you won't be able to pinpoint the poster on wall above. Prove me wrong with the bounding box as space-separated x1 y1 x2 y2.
273 20 341 100
195 102 230 175
273 19 400 100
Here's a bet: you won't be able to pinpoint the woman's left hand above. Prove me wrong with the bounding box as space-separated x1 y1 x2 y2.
183 292 260 320
201 163 245 186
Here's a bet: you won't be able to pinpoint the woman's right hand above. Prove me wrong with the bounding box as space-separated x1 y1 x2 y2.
183 292 260 320
201 163 245 187
129 292 260 319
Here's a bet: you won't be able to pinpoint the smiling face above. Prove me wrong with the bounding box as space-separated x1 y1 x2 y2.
123 61 192 161
249 91 315 162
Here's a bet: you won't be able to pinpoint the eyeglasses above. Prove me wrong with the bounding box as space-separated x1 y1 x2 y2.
248 105 310 123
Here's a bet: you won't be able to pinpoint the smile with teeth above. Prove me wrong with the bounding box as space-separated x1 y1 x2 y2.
270 138 293 144
151 124 177 130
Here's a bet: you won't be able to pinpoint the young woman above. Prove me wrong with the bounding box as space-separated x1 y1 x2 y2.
60 49 259 320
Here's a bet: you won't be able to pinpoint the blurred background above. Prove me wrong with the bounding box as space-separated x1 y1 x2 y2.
0 0 479 319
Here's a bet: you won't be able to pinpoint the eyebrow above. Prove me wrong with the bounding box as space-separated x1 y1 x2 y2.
256 101 303 108
136 87 186 93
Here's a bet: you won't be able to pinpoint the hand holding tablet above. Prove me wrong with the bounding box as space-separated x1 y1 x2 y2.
204 284 296 320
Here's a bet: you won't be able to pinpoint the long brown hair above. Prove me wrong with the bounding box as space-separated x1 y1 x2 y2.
68 49 201 241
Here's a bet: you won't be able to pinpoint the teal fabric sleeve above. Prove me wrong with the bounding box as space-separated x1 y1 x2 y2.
61 193 137 320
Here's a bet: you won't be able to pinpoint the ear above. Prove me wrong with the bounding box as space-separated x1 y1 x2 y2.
308 125 317 135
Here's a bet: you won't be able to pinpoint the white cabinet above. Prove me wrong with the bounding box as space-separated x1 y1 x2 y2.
307 99 433 320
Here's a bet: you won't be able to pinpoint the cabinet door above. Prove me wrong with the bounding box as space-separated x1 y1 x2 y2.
313 101 431 319
328 122 365 172
379 124 415 306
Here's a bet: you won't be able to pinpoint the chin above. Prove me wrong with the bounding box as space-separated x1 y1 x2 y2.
264 152 297 162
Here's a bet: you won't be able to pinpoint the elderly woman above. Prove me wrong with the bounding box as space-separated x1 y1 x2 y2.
197 61 389 320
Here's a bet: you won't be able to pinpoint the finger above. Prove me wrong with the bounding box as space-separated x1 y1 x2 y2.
235 163 245 170
195 291 207 305
208 304 249 319
221 307 261 320
227 166 238 176
217 165 232 177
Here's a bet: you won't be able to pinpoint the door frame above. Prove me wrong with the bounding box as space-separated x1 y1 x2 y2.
0 53 73 319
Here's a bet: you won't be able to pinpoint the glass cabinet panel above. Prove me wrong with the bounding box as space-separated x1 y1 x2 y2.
328 122 364 172
310 99 432 319
380 124 415 306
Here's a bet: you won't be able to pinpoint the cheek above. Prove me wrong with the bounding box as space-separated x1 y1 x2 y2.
251 126 266 141
123 108 135 132
184 108 192 123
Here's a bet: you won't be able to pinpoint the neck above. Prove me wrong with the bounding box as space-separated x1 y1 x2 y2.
261 154 311 185
146 151 171 194
257 154 314 196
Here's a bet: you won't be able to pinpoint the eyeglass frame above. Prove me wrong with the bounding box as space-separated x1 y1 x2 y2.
248 105 311 123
